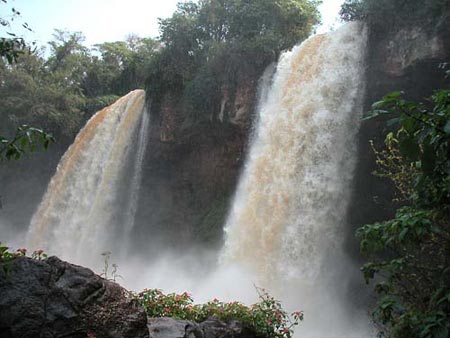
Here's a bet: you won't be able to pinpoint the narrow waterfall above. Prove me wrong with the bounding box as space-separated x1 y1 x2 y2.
27 90 149 266
221 22 369 336
120 106 150 256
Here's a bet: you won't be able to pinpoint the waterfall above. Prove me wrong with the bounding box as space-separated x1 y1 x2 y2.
23 21 372 337
221 22 370 337
27 90 149 266
120 105 150 257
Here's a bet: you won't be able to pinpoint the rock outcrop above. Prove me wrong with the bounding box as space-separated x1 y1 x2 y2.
0 256 148 338
0 256 265 338
346 8 450 263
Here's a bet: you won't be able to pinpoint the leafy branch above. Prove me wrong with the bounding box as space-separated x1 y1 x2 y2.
0 125 55 161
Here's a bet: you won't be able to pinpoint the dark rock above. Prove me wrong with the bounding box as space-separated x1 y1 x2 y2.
0 256 148 338
148 317 262 338
200 318 263 338
148 318 203 338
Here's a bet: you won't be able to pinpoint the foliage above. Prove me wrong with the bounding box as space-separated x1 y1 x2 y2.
339 0 448 28
358 77 450 337
0 125 54 161
0 0 33 64
136 287 303 338
146 0 320 126
0 244 47 275
0 30 157 140
0 37 26 63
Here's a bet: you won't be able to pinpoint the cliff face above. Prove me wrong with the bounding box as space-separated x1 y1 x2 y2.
132 81 258 254
347 12 450 255
135 13 450 256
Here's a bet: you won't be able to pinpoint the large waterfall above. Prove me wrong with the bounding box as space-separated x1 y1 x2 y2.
223 21 366 281
27 90 149 266
24 22 372 338
220 22 370 337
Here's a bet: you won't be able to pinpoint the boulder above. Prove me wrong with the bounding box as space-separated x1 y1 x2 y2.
200 318 262 338
147 317 202 338
0 256 148 338
147 317 263 338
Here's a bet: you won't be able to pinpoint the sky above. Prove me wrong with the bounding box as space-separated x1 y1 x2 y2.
1 0 344 49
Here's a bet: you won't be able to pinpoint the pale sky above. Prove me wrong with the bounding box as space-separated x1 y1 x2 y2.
1 0 344 48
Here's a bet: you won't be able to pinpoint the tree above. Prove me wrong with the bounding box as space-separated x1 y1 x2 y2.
88 36 157 96
358 73 450 337
340 0 449 27
0 1 54 160
146 0 321 125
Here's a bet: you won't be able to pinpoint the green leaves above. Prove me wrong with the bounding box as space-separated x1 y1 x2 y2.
364 88 450 207
359 81 450 337
0 37 26 64
136 287 303 338
443 120 450 134
0 125 55 161
146 0 320 125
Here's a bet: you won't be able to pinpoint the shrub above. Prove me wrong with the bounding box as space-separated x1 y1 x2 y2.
136 287 303 338
358 73 450 337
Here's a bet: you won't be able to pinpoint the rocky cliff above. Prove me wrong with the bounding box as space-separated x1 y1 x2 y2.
347 10 450 254
132 76 261 254
135 11 450 256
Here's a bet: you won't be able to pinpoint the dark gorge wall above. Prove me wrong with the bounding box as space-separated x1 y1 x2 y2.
135 11 450 257
133 82 258 254
347 10 450 256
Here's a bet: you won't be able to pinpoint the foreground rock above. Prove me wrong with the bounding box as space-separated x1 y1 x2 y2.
147 317 263 338
0 256 148 338
0 256 265 338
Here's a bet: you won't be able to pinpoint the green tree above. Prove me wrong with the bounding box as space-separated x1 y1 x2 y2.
146 0 320 125
340 0 449 27
358 75 450 337
88 35 157 96
0 44 86 140
0 1 54 161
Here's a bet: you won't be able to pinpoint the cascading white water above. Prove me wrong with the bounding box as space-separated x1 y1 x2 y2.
27 90 149 267
120 106 150 257
22 22 373 337
220 22 371 337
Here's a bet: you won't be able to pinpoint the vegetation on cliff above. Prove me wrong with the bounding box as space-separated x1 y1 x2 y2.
1 0 321 143
358 75 450 337
145 0 320 130
0 31 157 142
340 0 449 29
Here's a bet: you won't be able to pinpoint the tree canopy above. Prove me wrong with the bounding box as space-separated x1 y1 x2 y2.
146 0 321 127
0 29 157 141
340 0 449 28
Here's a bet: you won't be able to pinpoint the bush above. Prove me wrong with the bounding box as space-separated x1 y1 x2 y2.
358 73 450 337
136 287 303 338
